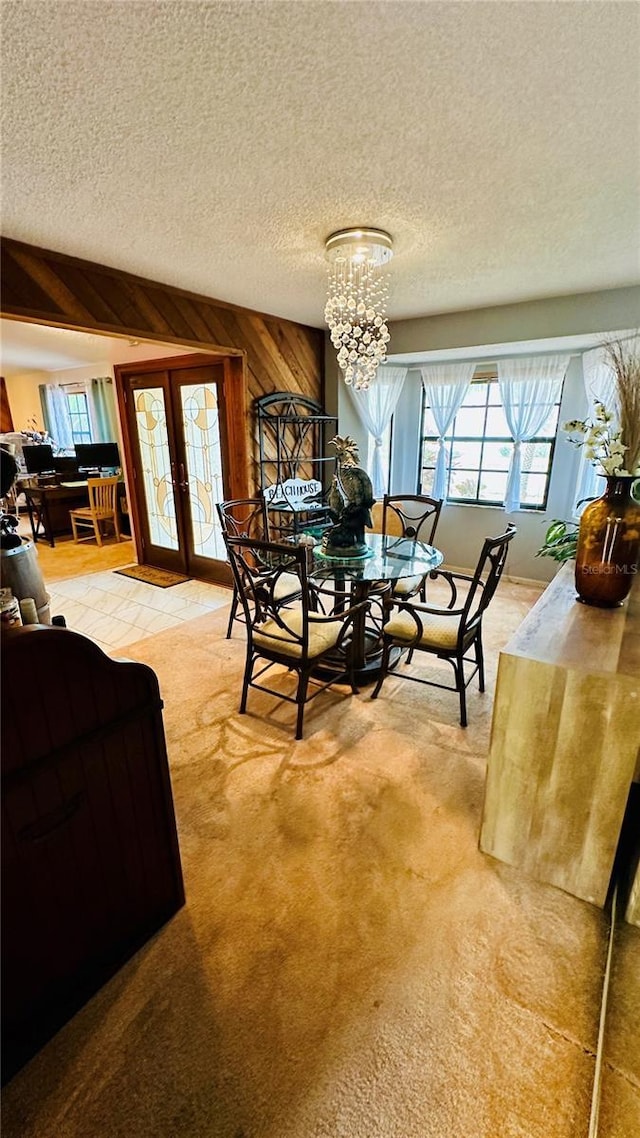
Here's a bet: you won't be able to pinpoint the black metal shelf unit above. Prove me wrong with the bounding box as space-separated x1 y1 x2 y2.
255 393 338 536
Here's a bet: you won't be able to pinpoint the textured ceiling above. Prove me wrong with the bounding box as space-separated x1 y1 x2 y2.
2 1 639 328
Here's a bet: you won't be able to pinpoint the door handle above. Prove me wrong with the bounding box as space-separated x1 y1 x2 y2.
179 462 189 492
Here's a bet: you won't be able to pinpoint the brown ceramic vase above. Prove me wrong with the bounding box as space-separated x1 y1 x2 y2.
574 475 640 607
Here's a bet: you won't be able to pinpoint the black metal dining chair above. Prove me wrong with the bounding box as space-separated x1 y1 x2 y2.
225 535 368 740
217 497 300 638
381 494 443 602
371 525 516 727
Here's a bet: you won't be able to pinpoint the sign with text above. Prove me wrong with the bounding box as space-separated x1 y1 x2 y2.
263 478 322 509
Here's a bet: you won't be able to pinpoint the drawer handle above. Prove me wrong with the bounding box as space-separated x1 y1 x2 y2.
18 793 85 843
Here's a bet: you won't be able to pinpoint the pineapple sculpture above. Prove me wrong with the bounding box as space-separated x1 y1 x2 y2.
323 435 375 556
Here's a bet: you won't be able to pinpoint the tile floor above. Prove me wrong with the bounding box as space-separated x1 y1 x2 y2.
47 569 230 654
13 511 231 653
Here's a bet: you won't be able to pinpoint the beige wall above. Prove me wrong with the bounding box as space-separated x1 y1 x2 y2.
3 343 194 437
388 286 640 355
4 369 49 434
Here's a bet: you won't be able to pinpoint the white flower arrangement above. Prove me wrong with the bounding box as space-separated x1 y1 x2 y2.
562 401 636 477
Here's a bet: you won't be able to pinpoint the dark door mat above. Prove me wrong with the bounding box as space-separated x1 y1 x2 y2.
114 565 191 588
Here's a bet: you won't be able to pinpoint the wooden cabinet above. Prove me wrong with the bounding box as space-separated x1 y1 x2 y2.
1 625 184 1083
480 563 640 910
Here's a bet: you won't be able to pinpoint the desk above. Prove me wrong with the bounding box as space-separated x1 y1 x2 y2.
480 562 640 913
309 533 443 680
22 480 129 547
23 481 90 547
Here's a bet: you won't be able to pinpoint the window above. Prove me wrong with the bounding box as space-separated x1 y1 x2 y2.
65 389 93 444
419 369 561 509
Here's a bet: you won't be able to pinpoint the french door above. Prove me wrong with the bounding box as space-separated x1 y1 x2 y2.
116 354 248 584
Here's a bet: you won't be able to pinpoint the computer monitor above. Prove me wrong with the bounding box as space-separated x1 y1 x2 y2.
75 442 121 473
53 455 81 477
23 444 55 475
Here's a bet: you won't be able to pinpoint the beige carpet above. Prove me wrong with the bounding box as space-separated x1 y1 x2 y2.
3 581 639 1138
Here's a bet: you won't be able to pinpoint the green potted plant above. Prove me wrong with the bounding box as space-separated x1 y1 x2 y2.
536 517 581 564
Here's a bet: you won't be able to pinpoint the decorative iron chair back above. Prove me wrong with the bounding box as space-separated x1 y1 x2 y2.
382 494 443 545
216 498 274 637
226 537 309 647
456 525 517 641
371 524 517 727
225 534 367 738
216 497 269 541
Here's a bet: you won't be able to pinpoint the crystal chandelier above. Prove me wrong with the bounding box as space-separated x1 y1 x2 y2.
324 228 393 391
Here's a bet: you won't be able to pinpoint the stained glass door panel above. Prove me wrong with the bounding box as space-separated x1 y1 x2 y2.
179 383 226 561
118 354 248 582
134 388 179 551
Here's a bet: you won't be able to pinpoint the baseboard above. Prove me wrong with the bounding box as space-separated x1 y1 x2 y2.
439 564 549 589
505 573 549 587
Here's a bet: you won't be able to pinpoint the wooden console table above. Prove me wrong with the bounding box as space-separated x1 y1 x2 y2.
480 562 640 914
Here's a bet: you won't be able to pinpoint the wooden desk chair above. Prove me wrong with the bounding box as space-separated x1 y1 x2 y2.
226 535 368 739
372 525 516 727
70 477 121 546
381 494 443 602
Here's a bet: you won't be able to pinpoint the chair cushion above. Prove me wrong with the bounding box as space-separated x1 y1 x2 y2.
384 608 460 649
253 610 344 659
273 571 301 602
391 573 426 597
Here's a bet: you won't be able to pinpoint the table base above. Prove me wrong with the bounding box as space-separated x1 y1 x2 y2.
312 633 403 687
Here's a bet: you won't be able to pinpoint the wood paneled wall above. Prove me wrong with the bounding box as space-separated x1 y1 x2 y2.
1 239 324 491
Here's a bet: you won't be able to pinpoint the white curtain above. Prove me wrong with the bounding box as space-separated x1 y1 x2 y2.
572 346 619 514
420 362 475 500
497 355 569 512
38 384 74 451
348 366 407 497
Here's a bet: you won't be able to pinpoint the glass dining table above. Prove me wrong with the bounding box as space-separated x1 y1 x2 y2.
307 532 444 682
